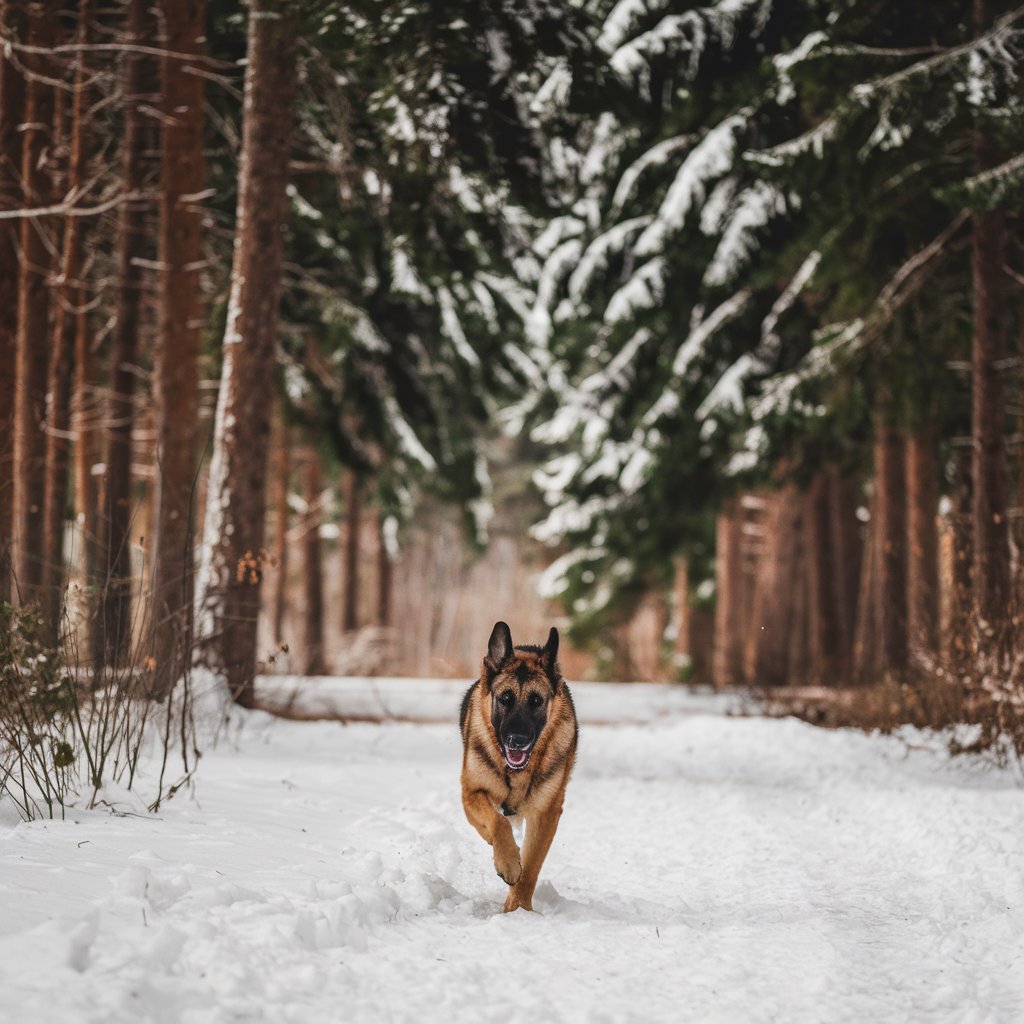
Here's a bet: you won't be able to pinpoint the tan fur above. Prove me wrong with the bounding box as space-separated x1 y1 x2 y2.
460 643 578 912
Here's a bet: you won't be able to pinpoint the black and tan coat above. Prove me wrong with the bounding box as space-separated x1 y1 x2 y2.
459 621 577 912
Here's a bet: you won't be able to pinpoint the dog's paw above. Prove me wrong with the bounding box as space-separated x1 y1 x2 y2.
503 889 532 913
493 843 521 886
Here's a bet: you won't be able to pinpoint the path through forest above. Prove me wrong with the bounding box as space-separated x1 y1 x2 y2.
2 683 1023 1022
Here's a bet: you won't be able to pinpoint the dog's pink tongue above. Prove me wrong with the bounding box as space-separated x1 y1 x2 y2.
507 748 527 767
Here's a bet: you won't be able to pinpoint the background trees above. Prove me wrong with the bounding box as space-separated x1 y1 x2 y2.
0 0 1021 712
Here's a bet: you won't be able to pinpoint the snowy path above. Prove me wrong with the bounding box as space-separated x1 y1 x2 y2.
2 684 1024 1023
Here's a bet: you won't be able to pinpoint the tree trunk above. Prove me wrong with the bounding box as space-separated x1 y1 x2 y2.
749 486 803 687
42 3 91 638
852 485 880 682
271 410 289 648
806 471 842 684
13 0 57 606
302 449 325 676
193 0 297 706
377 508 392 628
712 497 743 688
342 468 362 633
827 466 861 678
99 0 155 667
0 3 25 603
875 421 908 676
150 0 207 695
970 207 1009 637
906 426 939 667
948 446 973 667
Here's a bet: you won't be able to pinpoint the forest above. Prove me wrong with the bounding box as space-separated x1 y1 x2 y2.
2 0 1024 763
4 3 1024 1018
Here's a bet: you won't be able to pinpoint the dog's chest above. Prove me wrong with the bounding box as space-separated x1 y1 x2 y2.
498 769 534 816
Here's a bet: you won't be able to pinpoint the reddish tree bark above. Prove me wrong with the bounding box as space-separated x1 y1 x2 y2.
827 466 861 676
970 206 1009 635
712 497 744 688
98 0 155 666
948 447 974 666
377 509 392 629
855 419 908 680
970 0 1010 641
150 0 207 694
42 2 92 637
0 3 25 602
302 450 325 676
906 427 939 666
271 411 289 648
342 469 362 633
194 0 297 705
12 0 57 605
806 471 841 683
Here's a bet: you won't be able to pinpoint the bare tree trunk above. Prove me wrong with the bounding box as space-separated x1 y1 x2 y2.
0 3 25 602
712 497 743 688
948 446 973 666
150 0 206 695
42 2 91 638
99 0 154 666
302 449 325 675
749 486 803 687
806 471 841 683
876 420 908 675
377 508 392 628
969 0 1010 649
271 410 289 648
906 426 939 667
342 468 362 633
970 204 1009 638
827 466 861 678
852 485 880 682
194 0 297 706
13 0 57 605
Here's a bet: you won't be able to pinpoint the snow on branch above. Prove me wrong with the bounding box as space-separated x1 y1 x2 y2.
610 134 695 215
634 111 749 257
702 182 791 287
568 216 652 304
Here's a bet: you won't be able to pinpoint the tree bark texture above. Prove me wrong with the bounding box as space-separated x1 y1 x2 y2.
0 3 25 602
827 466 861 676
302 449 325 676
377 508 392 629
150 0 207 694
343 468 362 633
194 1 297 705
856 421 908 679
712 497 744 688
98 0 156 666
42 3 91 638
271 410 289 648
906 426 939 666
13 0 57 605
970 204 1009 636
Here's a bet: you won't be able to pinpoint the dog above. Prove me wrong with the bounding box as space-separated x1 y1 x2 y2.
459 620 577 912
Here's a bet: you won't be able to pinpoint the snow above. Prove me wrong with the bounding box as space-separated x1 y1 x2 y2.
610 133 694 215
4 680 1024 1023
634 111 749 258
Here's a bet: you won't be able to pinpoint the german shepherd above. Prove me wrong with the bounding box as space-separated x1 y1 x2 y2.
459 621 577 912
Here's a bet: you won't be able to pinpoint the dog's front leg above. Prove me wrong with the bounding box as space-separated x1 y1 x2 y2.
504 781 567 912
462 786 522 885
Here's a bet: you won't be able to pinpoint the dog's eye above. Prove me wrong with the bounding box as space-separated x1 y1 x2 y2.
528 693 543 709
499 691 514 706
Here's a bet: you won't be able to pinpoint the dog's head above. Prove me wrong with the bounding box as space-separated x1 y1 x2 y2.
482 621 561 773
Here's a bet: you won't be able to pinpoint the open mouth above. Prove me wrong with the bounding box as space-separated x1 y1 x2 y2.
503 745 533 771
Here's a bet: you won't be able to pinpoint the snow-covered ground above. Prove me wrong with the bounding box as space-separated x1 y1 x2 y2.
2 680 1023 1023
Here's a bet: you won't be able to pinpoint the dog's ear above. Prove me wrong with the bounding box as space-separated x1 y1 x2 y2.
485 621 513 675
543 626 559 684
